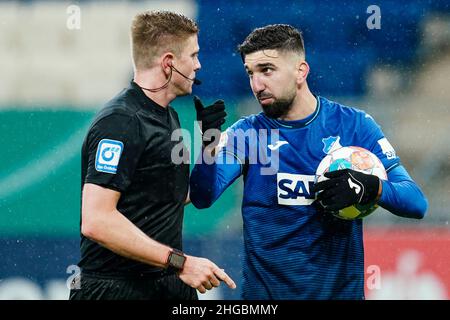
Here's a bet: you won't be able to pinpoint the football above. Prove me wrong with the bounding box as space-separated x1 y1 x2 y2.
315 146 387 220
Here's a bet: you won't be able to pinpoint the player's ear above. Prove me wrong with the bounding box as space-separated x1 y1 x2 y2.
296 60 309 84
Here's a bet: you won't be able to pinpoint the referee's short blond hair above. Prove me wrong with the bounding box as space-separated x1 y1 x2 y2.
131 11 199 70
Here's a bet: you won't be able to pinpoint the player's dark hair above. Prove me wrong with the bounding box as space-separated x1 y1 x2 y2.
237 24 305 61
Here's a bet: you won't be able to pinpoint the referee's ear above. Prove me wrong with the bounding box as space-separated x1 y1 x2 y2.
161 52 175 74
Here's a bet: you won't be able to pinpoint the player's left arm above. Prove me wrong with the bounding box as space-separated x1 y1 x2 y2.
378 165 427 219
358 111 427 218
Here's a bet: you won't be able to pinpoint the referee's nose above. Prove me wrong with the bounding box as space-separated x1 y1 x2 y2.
194 57 201 71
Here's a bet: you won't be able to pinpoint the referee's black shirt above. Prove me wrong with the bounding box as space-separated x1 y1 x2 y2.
78 80 189 276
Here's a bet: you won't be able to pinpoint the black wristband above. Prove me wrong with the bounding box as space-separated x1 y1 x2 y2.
166 248 186 270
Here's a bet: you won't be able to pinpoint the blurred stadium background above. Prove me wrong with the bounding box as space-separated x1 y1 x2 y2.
0 0 449 300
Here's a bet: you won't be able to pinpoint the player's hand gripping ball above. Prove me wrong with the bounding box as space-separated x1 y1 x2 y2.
314 146 387 220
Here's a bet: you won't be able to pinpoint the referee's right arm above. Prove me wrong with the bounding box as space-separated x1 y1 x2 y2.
82 183 171 268
81 183 236 293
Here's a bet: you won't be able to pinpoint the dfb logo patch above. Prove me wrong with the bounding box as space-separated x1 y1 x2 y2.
95 139 124 174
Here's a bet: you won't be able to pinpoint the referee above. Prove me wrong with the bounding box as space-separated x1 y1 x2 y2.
69 11 234 300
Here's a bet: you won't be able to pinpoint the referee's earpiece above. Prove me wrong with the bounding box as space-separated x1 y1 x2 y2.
164 61 172 75
162 54 174 75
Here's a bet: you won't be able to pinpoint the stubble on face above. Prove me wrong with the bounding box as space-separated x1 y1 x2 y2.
246 50 299 119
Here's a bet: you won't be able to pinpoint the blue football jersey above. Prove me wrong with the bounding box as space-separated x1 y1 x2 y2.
191 96 400 299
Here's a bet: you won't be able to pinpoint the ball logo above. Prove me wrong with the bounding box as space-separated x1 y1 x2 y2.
95 139 124 174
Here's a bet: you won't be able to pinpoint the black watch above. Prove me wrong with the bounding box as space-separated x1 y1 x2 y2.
167 248 186 270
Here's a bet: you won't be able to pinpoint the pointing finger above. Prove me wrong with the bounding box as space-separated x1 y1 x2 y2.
214 268 236 289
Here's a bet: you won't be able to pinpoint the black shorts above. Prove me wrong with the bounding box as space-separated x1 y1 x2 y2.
69 270 198 300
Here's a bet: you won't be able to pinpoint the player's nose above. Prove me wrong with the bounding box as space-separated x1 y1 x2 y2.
251 76 265 93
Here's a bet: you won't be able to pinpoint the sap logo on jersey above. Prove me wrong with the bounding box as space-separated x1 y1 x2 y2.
277 173 315 205
95 139 124 174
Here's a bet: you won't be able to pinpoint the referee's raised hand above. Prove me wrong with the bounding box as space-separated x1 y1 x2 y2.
178 255 236 294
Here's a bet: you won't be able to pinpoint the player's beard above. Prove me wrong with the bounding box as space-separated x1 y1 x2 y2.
260 91 296 119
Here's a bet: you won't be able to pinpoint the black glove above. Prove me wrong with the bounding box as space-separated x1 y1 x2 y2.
194 95 226 146
312 169 381 212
